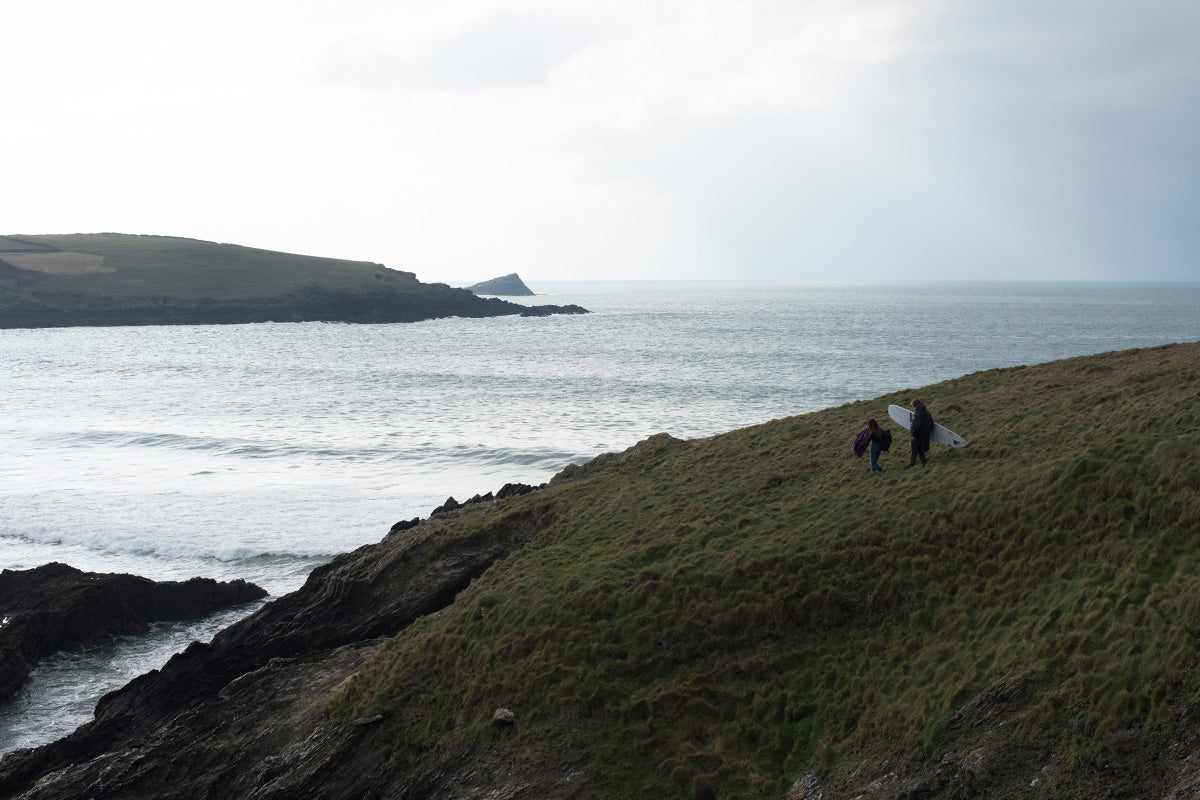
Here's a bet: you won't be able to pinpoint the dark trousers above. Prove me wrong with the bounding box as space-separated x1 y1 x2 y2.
908 436 927 466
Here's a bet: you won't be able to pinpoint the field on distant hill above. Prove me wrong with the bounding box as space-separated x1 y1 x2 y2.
0 233 418 301
0 233 582 327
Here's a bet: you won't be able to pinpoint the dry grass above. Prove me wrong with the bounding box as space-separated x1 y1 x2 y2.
3 252 114 275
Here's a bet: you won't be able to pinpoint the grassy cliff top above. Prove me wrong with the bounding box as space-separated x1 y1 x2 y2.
333 341 1200 798
0 233 421 303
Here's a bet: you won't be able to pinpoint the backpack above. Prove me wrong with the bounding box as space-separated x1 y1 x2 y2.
851 427 871 456
879 429 892 452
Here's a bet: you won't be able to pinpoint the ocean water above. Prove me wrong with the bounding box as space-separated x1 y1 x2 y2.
2 280 1198 754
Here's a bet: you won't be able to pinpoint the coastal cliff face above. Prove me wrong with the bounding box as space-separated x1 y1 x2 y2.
4 344 1200 799
0 489 559 800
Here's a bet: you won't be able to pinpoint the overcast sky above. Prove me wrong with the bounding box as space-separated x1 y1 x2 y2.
4 1 1198 283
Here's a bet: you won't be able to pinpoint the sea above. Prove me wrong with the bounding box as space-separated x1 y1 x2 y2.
2 280 1198 754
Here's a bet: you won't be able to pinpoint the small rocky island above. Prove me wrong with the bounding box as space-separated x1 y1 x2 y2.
0 563 267 704
466 273 535 296
0 235 586 328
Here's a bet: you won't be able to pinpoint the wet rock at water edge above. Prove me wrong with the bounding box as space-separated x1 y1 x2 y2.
0 562 267 703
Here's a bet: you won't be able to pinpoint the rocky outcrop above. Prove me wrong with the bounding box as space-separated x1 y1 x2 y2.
466 273 535 296
519 302 588 317
0 286 588 328
0 493 557 799
425 482 543 520
549 432 686 485
0 563 267 704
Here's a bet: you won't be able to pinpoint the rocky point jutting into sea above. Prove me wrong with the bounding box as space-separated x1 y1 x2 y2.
0 235 586 328
0 565 266 707
0 480 551 800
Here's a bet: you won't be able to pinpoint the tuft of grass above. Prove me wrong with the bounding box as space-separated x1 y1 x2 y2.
330 342 1200 798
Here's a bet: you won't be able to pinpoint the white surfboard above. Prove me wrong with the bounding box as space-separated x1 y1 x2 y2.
887 404 966 448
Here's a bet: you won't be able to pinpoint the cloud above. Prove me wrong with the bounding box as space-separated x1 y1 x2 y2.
2 0 1198 281
313 6 591 90
551 0 1200 280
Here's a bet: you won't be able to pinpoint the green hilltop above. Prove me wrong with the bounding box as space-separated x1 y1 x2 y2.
0 233 418 299
330 342 1200 798
0 233 585 327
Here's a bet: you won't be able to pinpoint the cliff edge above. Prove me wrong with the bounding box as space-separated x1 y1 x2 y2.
3 343 1200 799
0 486 556 799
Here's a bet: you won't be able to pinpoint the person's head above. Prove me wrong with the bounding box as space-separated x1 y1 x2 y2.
868 418 881 434
912 398 923 408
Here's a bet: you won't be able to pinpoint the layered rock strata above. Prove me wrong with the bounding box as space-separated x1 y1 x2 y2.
0 563 267 704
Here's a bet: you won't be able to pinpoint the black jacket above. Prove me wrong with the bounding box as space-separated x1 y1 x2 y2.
910 402 933 452
911 402 933 435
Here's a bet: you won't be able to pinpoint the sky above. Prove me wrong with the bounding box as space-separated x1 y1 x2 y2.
3 0 1198 283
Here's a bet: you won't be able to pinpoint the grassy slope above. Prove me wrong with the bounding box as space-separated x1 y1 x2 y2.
334 342 1200 798
0 233 422 303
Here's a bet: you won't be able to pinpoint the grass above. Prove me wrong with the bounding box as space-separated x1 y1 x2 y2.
0 233 425 304
331 342 1200 798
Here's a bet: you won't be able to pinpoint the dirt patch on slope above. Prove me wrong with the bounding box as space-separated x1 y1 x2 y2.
4 252 114 275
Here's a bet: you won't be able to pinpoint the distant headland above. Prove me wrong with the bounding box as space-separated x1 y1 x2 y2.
466 273 534 296
0 234 587 328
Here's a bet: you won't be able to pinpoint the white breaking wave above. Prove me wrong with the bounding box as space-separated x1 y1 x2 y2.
0 527 340 562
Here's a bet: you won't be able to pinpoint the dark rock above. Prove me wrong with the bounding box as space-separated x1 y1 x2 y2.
431 496 461 516
0 563 267 704
388 517 421 535
496 483 537 500
519 303 588 317
466 273 535 296
0 504 550 799
391 483 543 536
550 433 685 485
0 287 588 329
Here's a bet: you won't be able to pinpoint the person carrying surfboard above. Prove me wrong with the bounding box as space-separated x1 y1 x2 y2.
906 398 934 468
